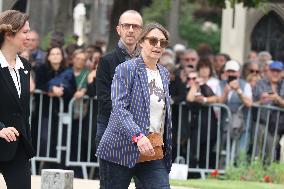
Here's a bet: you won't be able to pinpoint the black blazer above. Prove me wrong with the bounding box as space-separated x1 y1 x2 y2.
96 45 126 124
0 56 35 161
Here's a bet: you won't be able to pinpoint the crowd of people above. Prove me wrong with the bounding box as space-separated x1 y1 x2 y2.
1 8 284 189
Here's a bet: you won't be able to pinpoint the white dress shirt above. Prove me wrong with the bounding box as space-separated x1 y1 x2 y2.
0 51 24 98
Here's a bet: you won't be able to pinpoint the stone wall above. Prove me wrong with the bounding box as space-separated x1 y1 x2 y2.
221 3 284 63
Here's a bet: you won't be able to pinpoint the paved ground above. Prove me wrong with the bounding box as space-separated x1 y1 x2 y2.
0 174 194 189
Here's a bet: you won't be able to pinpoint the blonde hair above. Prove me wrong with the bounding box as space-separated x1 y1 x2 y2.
0 10 29 47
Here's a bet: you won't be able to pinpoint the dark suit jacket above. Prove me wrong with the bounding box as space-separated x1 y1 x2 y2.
0 56 35 161
96 45 126 125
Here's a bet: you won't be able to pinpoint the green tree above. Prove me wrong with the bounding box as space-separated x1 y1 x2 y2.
142 0 171 26
142 0 221 52
179 2 221 52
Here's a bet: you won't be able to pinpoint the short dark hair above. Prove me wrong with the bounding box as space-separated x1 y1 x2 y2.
216 53 231 61
196 58 214 77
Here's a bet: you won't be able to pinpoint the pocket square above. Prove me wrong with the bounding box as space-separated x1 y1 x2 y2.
24 70 28 74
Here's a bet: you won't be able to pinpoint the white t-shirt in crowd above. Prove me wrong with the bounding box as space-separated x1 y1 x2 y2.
206 77 220 95
146 68 166 134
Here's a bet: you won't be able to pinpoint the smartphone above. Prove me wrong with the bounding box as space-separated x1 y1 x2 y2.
227 76 237 83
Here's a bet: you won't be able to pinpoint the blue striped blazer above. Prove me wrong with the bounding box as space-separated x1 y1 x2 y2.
96 56 172 172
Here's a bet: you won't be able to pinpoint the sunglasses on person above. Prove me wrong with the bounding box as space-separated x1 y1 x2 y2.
187 77 196 81
144 37 169 48
120 23 142 31
250 69 260 74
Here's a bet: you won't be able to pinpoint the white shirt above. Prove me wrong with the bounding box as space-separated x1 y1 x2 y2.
0 51 24 98
206 77 220 95
146 68 166 134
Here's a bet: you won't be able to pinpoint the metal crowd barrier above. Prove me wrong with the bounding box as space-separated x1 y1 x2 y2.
175 102 232 179
64 96 99 179
30 90 65 175
231 103 284 164
29 90 284 179
30 91 98 179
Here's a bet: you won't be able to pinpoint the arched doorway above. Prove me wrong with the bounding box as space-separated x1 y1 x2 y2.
251 11 284 59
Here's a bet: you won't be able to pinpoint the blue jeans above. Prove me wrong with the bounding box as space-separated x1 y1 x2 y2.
99 159 170 189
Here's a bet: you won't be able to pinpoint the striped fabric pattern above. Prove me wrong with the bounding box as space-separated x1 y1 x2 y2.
96 56 172 172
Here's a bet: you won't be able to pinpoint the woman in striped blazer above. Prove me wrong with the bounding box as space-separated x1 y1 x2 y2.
96 23 172 189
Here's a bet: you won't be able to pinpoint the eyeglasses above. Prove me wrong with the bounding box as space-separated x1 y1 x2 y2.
250 69 260 74
187 77 196 81
120 23 142 31
183 57 197 62
144 37 169 48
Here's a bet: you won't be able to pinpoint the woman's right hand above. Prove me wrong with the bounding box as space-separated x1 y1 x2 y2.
137 136 155 156
0 127 19 142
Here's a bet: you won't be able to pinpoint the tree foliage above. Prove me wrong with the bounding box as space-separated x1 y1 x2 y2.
142 0 172 26
179 2 221 52
142 0 221 52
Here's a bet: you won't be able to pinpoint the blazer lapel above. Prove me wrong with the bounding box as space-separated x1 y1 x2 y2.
19 68 28 101
137 58 150 117
0 67 23 108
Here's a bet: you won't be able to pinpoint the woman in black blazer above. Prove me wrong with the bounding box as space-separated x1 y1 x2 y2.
0 10 35 189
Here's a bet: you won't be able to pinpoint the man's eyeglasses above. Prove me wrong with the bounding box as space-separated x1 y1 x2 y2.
120 23 142 31
144 37 169 48
250 69 260 74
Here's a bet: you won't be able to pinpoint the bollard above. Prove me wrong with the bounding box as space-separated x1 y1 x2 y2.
41 169 74 189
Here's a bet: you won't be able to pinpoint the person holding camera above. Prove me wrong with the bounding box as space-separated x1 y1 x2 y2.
186 71 217 104
216 60 252 154
183 71 218 169
217 60 252 108
252 61 284 159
